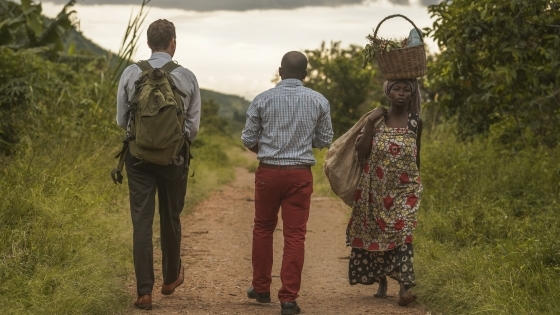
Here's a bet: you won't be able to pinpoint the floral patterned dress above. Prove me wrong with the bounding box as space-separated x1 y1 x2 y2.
346 111 422 287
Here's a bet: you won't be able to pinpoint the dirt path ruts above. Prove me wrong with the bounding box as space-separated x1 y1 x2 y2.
129 152 428 315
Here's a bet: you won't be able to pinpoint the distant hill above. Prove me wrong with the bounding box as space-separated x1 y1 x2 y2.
200 89 249 122
63 28 250 126
65 28 108 56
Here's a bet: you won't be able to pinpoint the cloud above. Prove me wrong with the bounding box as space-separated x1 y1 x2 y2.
381 0 441 5
419 0 440 5
46 0 363 11
386 0 409 5
47 0 441 11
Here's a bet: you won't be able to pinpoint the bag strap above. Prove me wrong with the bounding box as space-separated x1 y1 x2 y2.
160 61 188 98
136 60 152 72
161 61 180 73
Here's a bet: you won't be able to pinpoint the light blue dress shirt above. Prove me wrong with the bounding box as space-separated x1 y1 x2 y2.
241 79 334 165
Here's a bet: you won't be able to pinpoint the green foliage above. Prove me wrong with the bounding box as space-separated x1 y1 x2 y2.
0 0 77 58
200 89 250 132
311 148 336 197
304 41 385 138
413 123 560 314
0 42 130 313
199 99 232 135
0 142 131 315
0 46 110 155
424 0 560 147
362 37 409 69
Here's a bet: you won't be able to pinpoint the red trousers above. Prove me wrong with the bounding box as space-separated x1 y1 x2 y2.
251 166 313 302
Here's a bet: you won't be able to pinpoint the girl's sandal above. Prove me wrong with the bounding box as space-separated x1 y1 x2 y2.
397 290 417 306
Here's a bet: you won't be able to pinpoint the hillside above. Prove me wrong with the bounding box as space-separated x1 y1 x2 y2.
200 89 249 122
64 28 108 56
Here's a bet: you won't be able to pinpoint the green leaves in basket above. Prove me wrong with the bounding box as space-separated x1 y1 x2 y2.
361 35 407 69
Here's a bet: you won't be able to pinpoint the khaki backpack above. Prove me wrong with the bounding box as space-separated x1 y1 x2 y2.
112 60 188 184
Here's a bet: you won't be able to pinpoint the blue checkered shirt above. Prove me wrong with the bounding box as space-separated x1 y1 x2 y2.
241 79 334 165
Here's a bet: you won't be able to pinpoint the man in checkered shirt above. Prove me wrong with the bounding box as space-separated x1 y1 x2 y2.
242 51 333 315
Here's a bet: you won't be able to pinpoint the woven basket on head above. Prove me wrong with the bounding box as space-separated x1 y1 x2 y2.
373 14 427 80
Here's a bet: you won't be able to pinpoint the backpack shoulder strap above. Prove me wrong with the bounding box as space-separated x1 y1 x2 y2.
161 61 181 73
161 61 187 98
136 60 153 72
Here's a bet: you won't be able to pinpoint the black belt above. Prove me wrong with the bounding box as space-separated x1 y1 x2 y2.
259 162 311 170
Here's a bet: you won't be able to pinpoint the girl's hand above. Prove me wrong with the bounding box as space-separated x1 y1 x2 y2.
367 107 387 123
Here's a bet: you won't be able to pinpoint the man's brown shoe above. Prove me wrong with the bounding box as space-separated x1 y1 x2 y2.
134 294 152 310
161 265 184 295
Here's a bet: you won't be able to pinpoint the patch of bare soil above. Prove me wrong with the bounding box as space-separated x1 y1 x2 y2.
129 154 429 315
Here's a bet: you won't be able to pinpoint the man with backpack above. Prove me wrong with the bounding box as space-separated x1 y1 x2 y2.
115 19 201 310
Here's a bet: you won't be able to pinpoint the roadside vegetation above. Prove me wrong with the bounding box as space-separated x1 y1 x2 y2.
416 2 560 312
0 0 245 313
1 0 558 314
308 1 560 314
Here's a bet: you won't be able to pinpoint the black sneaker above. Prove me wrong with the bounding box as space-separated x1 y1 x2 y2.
247 286 271 303
281 302 301 315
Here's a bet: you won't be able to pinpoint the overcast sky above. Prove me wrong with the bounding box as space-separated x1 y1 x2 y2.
49 0 441 11
43 0 440 99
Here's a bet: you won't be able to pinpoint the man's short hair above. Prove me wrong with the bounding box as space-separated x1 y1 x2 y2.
147 19 176 51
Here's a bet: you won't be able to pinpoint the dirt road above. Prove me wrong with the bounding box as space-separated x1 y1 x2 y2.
129 153 428 315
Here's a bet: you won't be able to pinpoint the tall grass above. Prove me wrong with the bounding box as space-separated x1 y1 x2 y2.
415 122 560 314
0 141 132 314
0 120 243 315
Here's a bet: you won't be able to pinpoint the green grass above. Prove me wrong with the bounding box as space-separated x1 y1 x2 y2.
312 148 337 197
0 132 243 315
185 133 240 209
415 124 560 314
0 141 132 314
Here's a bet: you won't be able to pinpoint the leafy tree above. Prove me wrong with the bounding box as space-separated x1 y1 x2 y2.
0 0 77 58
303 42 385 138
424 0 560 147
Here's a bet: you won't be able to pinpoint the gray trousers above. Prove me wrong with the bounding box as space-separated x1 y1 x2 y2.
125 150 187 295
